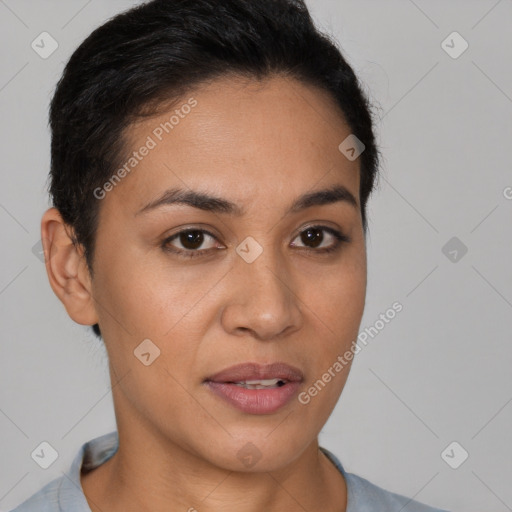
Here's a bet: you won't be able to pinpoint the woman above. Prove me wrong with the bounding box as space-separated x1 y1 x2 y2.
11 0 448 510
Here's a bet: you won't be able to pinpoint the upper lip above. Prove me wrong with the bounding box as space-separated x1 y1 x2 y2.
205 362 304 383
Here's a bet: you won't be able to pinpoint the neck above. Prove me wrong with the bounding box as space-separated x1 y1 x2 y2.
81 420 347 512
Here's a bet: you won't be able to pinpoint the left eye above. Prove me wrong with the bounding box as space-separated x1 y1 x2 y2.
290 226 348 252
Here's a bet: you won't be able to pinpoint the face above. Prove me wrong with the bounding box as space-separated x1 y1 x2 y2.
89 74 367 472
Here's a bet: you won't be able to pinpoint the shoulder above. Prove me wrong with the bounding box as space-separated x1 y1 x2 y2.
8 477 63 512
9 431 119 512
320 447 450 512
344 471 449 512
8 472 91 512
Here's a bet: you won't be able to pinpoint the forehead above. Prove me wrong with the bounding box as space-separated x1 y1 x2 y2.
108 74 360 213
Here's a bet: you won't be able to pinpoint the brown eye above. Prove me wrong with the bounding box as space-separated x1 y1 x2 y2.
300 227 324 248
179 230 205 250
162 229 221 258
291 225 350 253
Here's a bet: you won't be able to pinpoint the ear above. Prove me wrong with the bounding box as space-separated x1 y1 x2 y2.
41 207 99 327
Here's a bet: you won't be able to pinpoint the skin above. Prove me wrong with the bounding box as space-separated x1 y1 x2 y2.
42 74 367 512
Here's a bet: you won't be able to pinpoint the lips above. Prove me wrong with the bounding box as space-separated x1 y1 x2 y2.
204 362 304 415
206 362 304 385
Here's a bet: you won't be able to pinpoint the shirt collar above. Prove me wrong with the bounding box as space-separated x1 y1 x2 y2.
58 430 119 511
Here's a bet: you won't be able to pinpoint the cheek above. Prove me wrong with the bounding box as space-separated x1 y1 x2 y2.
296 252 365 403
303 278 362 384
92 237 221 342
301 256 366 335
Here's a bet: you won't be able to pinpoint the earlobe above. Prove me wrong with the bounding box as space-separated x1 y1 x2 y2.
41 207 99 327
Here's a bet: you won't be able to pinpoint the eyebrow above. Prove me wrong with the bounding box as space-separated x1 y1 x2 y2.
135 184 358 217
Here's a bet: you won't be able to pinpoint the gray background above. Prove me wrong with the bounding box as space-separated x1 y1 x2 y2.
1 1 511 511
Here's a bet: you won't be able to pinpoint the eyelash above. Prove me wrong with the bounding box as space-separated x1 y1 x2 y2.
161 225 350 259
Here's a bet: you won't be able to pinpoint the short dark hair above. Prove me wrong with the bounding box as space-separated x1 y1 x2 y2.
48 0 380 339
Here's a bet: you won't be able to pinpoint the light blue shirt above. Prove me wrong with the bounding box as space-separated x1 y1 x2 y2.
10 431 449 511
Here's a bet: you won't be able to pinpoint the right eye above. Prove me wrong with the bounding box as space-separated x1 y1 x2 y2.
161 229 224 258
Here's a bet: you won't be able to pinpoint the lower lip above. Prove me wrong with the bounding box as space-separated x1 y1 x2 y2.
206 381 301 414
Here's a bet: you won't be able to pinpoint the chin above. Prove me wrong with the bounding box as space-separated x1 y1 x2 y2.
202 430 310 473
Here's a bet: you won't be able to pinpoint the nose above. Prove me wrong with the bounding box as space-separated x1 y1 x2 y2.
220 245 303 341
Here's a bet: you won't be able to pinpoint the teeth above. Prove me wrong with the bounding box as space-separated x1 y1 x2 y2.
234 378 285 389
246 379 281 386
